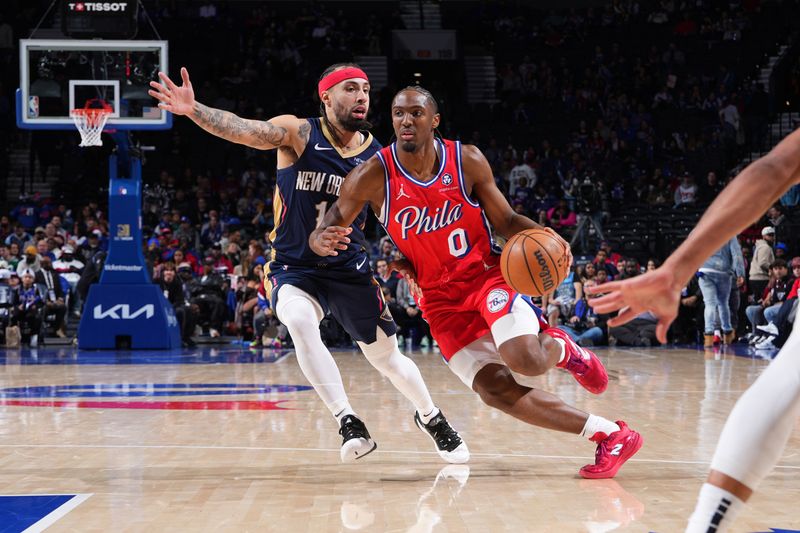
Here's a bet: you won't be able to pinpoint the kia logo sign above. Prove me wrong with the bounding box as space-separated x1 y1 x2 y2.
68 2 129 12
93 304 154 320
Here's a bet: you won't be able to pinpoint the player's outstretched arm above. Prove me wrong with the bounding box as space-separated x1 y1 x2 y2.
309 157 386 256
588 127 800 342
148 67 308 152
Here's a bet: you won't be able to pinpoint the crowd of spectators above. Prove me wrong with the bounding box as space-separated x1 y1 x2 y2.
1 1 799 349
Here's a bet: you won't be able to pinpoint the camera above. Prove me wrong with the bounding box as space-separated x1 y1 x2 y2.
577 177 599 213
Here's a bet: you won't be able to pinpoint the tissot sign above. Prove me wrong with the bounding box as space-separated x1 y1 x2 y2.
67 2 129 11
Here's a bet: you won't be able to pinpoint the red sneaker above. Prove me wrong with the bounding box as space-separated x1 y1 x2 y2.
580 420 643 479
546 328 609 394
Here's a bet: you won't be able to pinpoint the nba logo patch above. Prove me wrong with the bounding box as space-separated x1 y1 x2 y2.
486 289 509 313
442 173 453 185
28 96 39 118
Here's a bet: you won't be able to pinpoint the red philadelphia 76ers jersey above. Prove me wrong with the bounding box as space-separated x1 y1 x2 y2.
376 139 502 294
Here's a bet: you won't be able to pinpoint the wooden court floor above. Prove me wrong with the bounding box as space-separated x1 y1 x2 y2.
0 345 798 532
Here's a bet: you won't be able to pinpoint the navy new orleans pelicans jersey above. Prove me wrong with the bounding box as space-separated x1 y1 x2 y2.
270 117 380 267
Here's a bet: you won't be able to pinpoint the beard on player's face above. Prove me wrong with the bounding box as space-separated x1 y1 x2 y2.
331 101 372 132
400 141 417 152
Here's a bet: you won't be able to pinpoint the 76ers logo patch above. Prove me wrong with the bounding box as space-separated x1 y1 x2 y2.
442 173 453 185
486 289 509 313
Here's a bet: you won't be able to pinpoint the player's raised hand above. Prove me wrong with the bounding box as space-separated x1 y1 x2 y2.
309 226 352 256
585 267 681 344
389 258 423 300
148 67 195 116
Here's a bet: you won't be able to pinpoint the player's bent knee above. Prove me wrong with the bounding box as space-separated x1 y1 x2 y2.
499 336 550 376
472 364 522 411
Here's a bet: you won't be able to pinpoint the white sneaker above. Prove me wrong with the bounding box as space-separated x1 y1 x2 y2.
749 335 764 346
29 334 38 347
209 328 221 338
755 336 777 350
756 323 779 336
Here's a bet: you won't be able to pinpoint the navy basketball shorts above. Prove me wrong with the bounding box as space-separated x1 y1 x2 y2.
267 260 397 344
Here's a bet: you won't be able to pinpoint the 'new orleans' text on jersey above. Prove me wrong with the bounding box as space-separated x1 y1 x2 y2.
270 117 381 267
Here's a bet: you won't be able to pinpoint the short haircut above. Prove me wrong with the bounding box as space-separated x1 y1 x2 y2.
395 85 439 113
770 258 787 269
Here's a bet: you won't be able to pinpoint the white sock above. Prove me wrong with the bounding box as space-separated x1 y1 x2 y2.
552 337 567 364
419 406 440 425
580 414 620 439
277 291 353 420
358 332 436 416
686 483 744 533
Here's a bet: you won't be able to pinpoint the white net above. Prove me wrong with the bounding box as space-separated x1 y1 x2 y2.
70 108 112 147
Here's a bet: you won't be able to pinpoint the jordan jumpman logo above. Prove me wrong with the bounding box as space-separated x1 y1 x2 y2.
396 183 411 200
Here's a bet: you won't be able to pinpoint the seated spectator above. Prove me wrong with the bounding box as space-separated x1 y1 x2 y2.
674 173 698 207
16 246 40 276
374 258 399 297
159 262 197 347
543 264 583 325
580 261 597 284
395 277 432 349
746 259 793 343
646 258 659 272
608 310 660 347
592 248 619 279
618 258 641 280
557 294 605 346
757 257 800 350
545 199 577 233
188 256 228 338
11 269 43 347
35 256 67 338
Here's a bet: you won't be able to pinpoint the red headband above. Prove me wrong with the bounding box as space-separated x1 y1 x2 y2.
318 67 369 98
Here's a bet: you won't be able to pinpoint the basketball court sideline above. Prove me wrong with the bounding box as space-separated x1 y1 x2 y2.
0 345 797 532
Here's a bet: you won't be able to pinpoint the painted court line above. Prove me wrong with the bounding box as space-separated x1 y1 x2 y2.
20 493 92 533
1 443 798 470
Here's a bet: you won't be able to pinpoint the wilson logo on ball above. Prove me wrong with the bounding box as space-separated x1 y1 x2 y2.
534 250 555 291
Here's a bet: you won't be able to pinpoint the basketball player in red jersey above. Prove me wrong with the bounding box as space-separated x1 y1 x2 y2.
310 86 642 478
588 127 800 530
150 68 467 464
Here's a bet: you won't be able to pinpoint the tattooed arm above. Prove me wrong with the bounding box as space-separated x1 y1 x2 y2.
148 67 311 153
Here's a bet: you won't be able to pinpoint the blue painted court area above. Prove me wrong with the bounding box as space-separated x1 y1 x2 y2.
0 495 82 533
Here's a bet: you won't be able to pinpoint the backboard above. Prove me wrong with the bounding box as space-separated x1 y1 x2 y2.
17 39 171 130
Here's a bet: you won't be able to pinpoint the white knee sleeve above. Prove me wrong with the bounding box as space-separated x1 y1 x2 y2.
710 321 800 489
276 285 350 417
358 329 435 415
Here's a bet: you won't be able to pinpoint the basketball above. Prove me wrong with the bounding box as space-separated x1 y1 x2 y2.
501 229 571 296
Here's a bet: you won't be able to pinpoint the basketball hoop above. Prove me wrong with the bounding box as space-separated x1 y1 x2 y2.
70 99 113 147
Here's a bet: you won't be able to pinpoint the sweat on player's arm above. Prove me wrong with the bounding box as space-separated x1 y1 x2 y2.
148 67 310 152
586 127 800 343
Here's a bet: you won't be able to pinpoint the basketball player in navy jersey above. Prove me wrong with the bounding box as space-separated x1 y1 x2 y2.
311 86 642 478
149 66 468 464
589 128 800 530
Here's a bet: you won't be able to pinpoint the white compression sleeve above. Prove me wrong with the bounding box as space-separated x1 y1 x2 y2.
709 320 800 489
276 285 352 418
358 329 436 416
